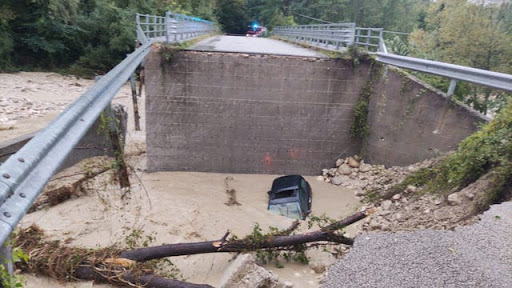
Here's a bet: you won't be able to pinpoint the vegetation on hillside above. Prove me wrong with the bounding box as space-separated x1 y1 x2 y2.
394 98 512 210
408 0 512 115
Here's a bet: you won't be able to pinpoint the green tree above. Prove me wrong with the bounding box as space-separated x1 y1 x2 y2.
215 0 248 34
409 0 512 115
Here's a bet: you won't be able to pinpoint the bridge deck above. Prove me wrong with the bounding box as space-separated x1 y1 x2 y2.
189 35 326 57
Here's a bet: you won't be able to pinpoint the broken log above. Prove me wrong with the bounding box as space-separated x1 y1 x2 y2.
120 209 373 262
15 209 373 287
15 226 213 288
74 265 213 288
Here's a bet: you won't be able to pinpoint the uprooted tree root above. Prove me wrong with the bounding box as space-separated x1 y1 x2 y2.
15 225 211 288
14 209 374 287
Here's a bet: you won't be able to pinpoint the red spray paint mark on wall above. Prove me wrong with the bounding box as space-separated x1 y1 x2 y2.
264 153 272 167
289 147 299 159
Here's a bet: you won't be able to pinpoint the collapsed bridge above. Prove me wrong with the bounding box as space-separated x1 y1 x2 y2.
145 47 486 174
1 11 512 281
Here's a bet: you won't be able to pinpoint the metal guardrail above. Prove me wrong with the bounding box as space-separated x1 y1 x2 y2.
136 14 166 43
273 23 356 51
136 11 215 44
273 23 510 92
273 23 387 53
0 11 213 281
355 28 386 53
376 53 512 92
0 40 153 246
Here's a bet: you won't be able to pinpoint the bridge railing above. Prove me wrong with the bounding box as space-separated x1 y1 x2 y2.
136 12 216 44
354 28 386 53
273 23 387 53
273 23 356 51
136 14 166 43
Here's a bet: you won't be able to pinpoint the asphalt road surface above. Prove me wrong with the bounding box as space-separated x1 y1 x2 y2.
190 35 326 57
321 201 512 288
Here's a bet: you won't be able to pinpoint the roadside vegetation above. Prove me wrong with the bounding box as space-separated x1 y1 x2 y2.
392 98 512 211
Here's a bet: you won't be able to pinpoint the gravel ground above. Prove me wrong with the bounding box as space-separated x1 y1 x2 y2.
322 201 512 288
190 35 326 57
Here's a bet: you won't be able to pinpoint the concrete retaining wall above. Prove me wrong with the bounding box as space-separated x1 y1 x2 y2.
146 50 370 174
365 67 487 166
145 48 486 174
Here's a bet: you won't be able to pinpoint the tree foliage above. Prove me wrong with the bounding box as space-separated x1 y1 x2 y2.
408 0 512 115
215 0 248 34
0 0 214 76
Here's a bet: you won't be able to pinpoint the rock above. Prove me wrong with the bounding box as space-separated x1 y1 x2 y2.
220 254 286 288
316 176 324 181
392 194 401 200
347 156 360 168
284 281 293 288
381 200 393 210
405 185 417 194
369 221 382 230
335 158 343 167
354 189 366 197
331 176 343 186
337 164 351 175
464 191 475 200
447 192 463 206
309 262 327 274
359 163 371 173
434 199 443 205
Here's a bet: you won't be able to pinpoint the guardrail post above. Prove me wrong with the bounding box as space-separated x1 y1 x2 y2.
170 16 178 43
366 29 371 50
379 29 387 54
355 28 360 48
94 76 130 189
447 79 457 98
1 239 14 285
434 79 458 134
145 14 149 40
130 74 141 131
165 11 170 43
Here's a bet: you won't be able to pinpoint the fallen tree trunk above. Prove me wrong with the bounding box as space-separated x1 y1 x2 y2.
73 265 213 288
120 209 372 262
15 209 374 288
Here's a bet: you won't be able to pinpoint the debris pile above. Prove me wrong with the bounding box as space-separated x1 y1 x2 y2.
317 155 421 199
0 96 68 123
318 155 481 232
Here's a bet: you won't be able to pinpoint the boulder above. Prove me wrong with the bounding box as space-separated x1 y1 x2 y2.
359 163 371 173
331 176 343 186
405 185 417 194
347 156 360 168
447 192 463 206
337 164 351 175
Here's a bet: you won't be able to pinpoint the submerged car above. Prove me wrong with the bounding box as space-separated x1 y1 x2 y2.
267 175 312 220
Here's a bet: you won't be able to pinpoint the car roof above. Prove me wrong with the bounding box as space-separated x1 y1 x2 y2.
271 175 304 192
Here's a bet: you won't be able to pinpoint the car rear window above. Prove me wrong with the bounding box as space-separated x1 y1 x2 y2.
274 189 297 199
